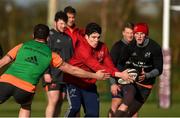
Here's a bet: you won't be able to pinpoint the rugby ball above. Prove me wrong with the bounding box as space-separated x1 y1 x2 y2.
117 69 138 84
127 69 138 81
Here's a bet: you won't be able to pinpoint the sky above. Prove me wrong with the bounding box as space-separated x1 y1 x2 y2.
13 0 102 7
14 0 46 7
13 0 88 7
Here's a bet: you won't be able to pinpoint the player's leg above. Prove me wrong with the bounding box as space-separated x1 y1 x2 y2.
44 82 63 117
125 98 142 117
81 84 99 117
76 110 81 117
132 112 138 118
13 86 34 117
65 84 81 117
0 82 14 104
108 87 123 117
114 84 136 117
108 98 122 117
126 84 151 116
53 84 66 116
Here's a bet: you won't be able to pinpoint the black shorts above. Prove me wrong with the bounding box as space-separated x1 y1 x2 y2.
0 82 34 106
111 84 136 106
45 82 66 92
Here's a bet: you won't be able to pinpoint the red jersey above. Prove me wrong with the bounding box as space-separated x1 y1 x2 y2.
65 26 84 48
64 36 118 89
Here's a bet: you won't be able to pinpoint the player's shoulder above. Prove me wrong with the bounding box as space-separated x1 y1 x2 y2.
63 32 73 40
148 38 162 49
129 39 136 46
49 29 59 41
75 38 89 51
49 29 57 36
114 39 124 46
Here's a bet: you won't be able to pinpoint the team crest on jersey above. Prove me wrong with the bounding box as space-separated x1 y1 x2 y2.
145 52 151 58
56 39 61 43
97 51 104 62
69 88 77 97
132 52 137 56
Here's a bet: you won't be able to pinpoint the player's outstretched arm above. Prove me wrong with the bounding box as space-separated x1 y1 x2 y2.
0 55 12 68
58 61 110 80
115 70 133 83
96 69 110 80
0 44 22 69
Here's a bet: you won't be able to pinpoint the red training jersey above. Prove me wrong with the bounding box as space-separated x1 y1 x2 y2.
65 26 85 48
64 36 118 89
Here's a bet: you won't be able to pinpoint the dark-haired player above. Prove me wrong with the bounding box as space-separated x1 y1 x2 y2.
64 22 130 117
42 11 74 117
108 22 137 117
64 6 84 48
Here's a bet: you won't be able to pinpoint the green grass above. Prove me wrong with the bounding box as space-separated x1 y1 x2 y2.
1 96 180 117
139 102 180 117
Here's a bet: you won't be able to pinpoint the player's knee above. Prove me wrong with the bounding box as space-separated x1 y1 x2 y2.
119 103 128 111
49 98 61 105
111 104 119 112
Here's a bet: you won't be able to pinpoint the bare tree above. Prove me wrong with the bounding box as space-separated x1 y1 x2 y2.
100 0 134 43
100 0 109 42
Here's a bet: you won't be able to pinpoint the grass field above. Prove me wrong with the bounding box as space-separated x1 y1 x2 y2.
0 95 180 117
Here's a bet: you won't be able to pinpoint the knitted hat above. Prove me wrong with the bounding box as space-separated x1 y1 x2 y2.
134 23 149 35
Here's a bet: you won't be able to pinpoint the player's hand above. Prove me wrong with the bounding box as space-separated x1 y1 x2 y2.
138 68 145 82
96 69 110 80
115 70 133 83
111 84 121 96
44 74 52 83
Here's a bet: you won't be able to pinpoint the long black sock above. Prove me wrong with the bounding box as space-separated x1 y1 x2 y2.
114 110 126 117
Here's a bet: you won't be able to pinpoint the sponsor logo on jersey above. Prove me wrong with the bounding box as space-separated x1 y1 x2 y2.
97 51 104 62
25 56 38 65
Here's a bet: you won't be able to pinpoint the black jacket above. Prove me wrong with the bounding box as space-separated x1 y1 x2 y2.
47 29 74 84
128 38 163 85
110 39 132 85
